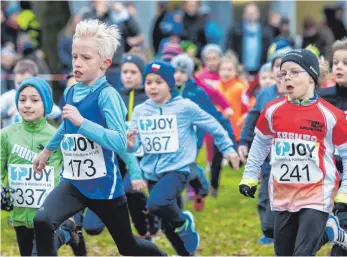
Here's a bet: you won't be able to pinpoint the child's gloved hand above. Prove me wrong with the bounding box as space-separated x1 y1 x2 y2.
334 192 347 215
1 187 14 211
239 178 258 198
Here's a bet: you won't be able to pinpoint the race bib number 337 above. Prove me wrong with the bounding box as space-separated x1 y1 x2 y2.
271 138 322 184
8 164 54 208
138 115 179 154
61 134 107 180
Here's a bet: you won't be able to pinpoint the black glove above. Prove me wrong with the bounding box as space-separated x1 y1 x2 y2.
1 187 14 211
333 202 347 216
239 184 257 198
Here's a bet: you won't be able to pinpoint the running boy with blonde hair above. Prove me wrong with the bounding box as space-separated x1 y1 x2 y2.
32 20 165 256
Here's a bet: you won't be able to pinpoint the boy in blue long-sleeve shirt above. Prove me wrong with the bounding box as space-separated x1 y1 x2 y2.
32 19 165 256
127 60 240 255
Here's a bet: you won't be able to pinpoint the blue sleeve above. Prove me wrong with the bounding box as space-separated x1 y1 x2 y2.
127 105 142 152
117 151 143 181
239 90 265 147
46 122 65 151
77 87 127 153
190 102 235 155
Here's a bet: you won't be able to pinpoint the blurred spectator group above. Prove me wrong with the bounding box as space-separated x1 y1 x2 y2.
1 0 346 95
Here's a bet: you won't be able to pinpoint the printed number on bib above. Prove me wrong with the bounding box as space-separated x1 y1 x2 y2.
8 164 54 208
138 115 179 154
126 121 144 157
271 138 322 184
61 134 107 180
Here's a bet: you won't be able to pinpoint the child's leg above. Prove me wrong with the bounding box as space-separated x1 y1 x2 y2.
34 181 86 256
83 208 105 236
123 172 151 237
293 209 328 256
146 173 199 254
205 134 214 164
273 211 299 256
146 173 188 228
88 196 166 256
14 226 35 256
210 145 223 195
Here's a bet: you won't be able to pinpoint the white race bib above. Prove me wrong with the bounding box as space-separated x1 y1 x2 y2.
61 134 107 180
8 164 54 208
126 121 144 157
270 138 322 184
138 115 179 154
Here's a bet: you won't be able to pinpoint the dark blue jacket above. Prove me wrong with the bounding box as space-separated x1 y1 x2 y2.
180 78 237 149
239 85 279 147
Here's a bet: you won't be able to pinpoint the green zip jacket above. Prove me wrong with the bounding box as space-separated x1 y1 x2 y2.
1 118 63 228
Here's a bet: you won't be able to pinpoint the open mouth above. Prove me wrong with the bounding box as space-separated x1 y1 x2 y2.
74 71 83 78
286 85 294 91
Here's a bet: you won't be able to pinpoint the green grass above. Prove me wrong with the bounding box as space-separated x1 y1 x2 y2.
1 148 332 255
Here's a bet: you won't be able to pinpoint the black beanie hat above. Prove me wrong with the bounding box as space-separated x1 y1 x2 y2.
280 49 320 85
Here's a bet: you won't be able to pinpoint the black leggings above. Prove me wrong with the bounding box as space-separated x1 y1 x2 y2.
33 181 165 256
210 145 223 190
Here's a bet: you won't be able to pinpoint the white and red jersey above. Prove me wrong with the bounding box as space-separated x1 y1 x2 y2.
255 97 347 213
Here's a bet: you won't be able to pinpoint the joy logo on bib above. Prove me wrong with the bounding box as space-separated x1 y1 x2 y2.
138 115 179 154
271 138 323 184
8 164 54 208
61 134 107 180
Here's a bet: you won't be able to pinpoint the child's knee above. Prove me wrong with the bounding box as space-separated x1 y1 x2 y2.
34 211 54 231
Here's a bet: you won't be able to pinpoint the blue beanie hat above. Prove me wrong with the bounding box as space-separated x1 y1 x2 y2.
15 77 53 116
267 39 293 63
143 61 176 90
121 54 145 73
6 3 21 17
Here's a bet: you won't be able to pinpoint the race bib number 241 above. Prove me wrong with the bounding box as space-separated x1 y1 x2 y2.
271 138 322 184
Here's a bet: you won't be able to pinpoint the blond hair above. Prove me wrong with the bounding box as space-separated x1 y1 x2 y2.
332 37 347 56
73 19 121 59
220 50 248 86
317 57 330 89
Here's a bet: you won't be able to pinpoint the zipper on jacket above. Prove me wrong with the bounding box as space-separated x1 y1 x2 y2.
153 107 163 179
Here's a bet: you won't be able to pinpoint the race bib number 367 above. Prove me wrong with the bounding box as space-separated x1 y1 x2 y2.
61 134 107 180
138 115 179 154
271 138 323 184
8 164 54 208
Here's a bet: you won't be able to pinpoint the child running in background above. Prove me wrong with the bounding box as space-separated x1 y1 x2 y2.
0 77 80 256
127 60 240 255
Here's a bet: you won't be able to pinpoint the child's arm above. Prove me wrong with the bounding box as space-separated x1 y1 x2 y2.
77 88 127 153
117 151 144 181
127 106 142 152
45 123 65 151
189 101 235 155
333 111 347 204
1 131 8 187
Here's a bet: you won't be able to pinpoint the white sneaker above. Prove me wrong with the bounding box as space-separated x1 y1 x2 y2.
325 215 347 249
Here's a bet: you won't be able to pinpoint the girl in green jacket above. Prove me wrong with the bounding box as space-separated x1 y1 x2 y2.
1 77 79 256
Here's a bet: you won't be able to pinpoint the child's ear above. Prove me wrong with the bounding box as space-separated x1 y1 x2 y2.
101 58 112 70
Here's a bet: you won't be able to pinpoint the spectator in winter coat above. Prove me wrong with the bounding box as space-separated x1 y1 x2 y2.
225 3 273 75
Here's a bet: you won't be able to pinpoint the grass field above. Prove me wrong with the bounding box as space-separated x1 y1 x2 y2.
1 165 333 256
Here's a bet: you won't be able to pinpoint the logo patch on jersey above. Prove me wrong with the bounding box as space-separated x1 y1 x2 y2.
300 120 324 132
12 144 38 163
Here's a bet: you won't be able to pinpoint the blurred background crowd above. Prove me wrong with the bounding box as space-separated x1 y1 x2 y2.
1 0 347 126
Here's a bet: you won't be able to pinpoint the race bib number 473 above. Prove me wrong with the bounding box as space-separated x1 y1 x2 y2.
61 134 107 180
8 164 54 208
138 115 179 154
271 138 323 184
